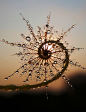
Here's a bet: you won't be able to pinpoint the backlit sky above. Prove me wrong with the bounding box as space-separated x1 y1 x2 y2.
0 0 86 93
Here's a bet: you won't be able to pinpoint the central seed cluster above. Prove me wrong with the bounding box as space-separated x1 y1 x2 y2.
42 49 51 57
38 42 52 60
43 50 48 56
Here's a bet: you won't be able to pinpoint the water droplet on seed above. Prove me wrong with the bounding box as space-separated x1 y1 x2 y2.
23 81 26 84
46 85 48 88
20 74 22 77
6 41 8 44
36 42 39 46
5 77 8 80
17 44 21 47
37 31 40 34
72 25 75 28
16 70 19 74
54 61 57 64
28 27 31 30
62 75 66 79
26 36 31 41
26 20 29 23
39 37 42 41
26 78 29 82
30 43 34 47
22 44 26 48
29 73 32 77
47 30 50 34
30 27 33 30
8 76 11 78
30 31 33 34
83 68 85 70
21 34 24 37
47 15 50 19
29 70 32 73
2 39 5 42
44 79 46 82
46 24 49 27
23 17 25 20
10 43 14 46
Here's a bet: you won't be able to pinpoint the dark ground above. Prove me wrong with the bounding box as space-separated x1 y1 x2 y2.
0 72 86 112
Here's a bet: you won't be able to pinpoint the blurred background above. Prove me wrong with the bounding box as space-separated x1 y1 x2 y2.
0 0 86 111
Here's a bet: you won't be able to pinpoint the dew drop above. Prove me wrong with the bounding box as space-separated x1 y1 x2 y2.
22 71 24 74
51 74 54 77
23 17 25 20
37 31 40 34
26 36 31 41
6 41 8 44
47 15 50 19
83 68 85 70
30 31 33 34
29 73 32 77
37 76 40 79
70 85 73 88
26 20 29 23
46 85 48 88
65 79 68 81
38 86 40 88
57 70 59 72
30 27 33 30
41 74 43 77
11 74 14 76
60 72 61 75
10 43 14 46
23 81 26 84
22 44 26 48
39 37 42 41
46 24 49 28
56 31 58 33
48 42 52 45
30 43 34 47
70 61 73 64
54 61 57 64
72 25 75 28
5 77 8 80
29 70 32 73
21 34 24 37
34 38 37 42
62 75 66 79
44 79 46 82
21 58 23 61
60 36 63 38
24 70 27 74
26 78 29 82
40 63 43 66
28 61 31 64
37 71 40 75
8 76 11 78
24 64 27 67
20 74 22 77
50 70 52 73
28 27 31 30
17 44 21 47
36 42 39 46
2 39 5 42
47 30 50 34
16 70 19 74
67 81 70 84
78 65 81 67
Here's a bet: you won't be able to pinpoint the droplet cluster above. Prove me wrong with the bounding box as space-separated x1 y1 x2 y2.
0 13 85 94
